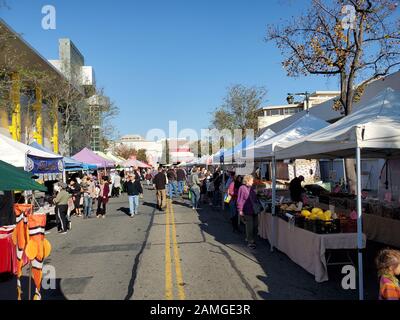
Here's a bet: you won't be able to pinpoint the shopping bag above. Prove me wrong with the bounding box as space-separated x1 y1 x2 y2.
252 199 263 215
224 193 232 204
188 190 192 200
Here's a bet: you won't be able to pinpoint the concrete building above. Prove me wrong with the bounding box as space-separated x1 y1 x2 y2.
0 19 72 153
257 91 340 131
49 39 110 154
257 71 400 196
112 135 196 165
112 135 163 166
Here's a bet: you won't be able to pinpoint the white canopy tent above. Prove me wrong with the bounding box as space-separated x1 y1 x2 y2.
245 114 329 160
0 133 61 168
240 115 330 269
275 88 400 300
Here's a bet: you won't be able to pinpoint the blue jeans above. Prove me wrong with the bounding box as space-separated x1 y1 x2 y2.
129 195 139 215
84 195 93 217
177 181 185 195
190 188 200 208
168 182 178 198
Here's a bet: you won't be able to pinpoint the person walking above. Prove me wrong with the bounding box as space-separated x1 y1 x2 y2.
228 175 242 233
189 167 202 210
82 176 96 219
212 170 222 208
53 183 71 234
237 175 258 249
167 166 178 199
126 174 144 217
176 167 186 196
153 167 167 212
97 177 110 218
67 179 82 217
112 172 122 198
145 169 153 188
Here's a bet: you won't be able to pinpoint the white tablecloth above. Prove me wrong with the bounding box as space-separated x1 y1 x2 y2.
258 212 366 282
363 214 400 248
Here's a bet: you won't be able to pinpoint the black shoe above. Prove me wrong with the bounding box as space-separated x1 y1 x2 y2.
247 243 256 249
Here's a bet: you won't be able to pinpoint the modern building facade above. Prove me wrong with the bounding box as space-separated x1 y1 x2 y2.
112 135 196 165
49 39 110 154
112 135 163 166
0 19 70 153
0 20 112 156
257 91 340 131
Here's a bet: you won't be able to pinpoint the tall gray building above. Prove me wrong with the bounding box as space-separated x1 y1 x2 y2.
49 39 110 154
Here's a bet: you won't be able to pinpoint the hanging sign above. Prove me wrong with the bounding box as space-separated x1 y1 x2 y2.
26 155 64 175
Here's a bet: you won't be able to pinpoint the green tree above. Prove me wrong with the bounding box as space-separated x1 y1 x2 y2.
211 84 266 135
113 145 137 160
267 0 400 116
266 0 400 193
137 149 148 162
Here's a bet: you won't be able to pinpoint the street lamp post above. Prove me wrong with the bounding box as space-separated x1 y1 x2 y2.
287 91 311 113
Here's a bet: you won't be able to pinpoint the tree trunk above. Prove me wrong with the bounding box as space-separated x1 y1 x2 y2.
344 158 357 194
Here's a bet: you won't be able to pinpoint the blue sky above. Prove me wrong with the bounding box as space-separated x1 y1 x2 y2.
1 0 341 138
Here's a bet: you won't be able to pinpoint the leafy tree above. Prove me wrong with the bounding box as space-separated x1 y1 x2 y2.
266 0 400 192
113 145 137 160
136 149 148 162
211 84 266 135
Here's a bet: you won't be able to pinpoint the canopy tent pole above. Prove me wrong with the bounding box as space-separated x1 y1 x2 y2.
356 145 364 300
270 156 277 252
342 159 347 191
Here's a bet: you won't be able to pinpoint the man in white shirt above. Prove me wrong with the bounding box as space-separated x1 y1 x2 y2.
113 173 122 198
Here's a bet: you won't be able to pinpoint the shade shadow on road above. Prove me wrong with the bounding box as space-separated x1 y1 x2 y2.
183 194 381 300
117 207 131 216
0 274 67 300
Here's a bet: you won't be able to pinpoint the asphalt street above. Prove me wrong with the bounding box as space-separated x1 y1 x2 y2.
0 185 378 300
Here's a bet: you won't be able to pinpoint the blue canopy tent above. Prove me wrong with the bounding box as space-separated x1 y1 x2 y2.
223 136 254 164
29 142 96 171
63 156 97 171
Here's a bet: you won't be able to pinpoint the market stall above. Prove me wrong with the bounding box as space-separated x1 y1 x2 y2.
275 87 400 300
240 114 329 255
0 160 47 276
259 211 366 282
72 147 115 169
223 136 254 164
121 158 152 169
29 142 96 172
0 133 64 181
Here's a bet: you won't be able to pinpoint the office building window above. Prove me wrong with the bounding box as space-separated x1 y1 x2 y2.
270 109 280 116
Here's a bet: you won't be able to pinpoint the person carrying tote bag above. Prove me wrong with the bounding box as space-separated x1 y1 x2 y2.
237 175 259 249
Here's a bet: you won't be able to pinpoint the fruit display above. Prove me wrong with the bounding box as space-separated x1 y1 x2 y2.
280 203 302 212
279 205 343 234
300 207 332 221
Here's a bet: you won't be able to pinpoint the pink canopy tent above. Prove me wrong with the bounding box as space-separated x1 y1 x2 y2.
72 148 115 168
122 158 152 168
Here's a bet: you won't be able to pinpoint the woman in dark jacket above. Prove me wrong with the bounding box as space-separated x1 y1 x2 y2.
97 177 110 218
236 175 258 249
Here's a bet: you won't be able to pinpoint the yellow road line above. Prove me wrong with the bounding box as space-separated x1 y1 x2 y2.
170 200 186 300
165 199 173 300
